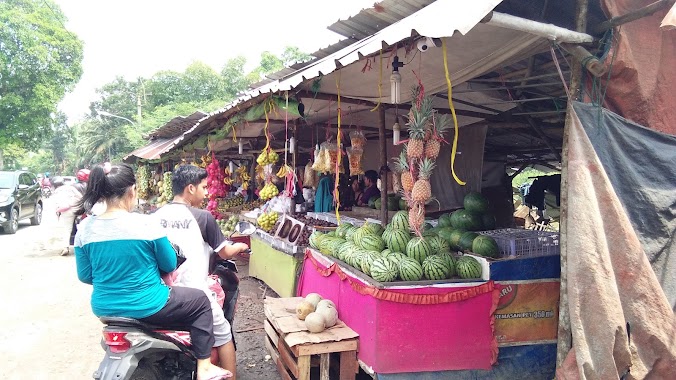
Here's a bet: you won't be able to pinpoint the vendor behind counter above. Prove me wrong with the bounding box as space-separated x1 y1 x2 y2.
357 170 379 207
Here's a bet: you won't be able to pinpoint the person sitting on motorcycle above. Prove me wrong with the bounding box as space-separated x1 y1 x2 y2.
153 164 248 380
73 163 232 380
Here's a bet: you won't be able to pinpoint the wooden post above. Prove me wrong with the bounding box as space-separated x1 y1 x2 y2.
557 0 588 368
379 106 388 225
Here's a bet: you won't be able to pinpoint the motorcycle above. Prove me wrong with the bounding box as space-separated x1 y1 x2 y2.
41 186 52 198
93 221 256 380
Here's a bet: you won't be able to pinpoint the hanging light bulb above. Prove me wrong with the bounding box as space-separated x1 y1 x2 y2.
289 136 296 154
390 56 404 104
229 161 235 174
238 139 244 155
392 116 401 145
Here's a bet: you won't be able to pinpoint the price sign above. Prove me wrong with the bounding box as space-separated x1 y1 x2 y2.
273 215 306 246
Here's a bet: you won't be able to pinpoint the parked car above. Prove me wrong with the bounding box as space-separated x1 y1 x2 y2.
0 170 43 234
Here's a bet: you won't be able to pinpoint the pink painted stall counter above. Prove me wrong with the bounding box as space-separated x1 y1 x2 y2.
298 248 499 374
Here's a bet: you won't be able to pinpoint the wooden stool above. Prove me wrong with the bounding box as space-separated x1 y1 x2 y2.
264 297 359 380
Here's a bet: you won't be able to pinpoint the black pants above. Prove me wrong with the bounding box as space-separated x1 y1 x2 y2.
140 287 215 359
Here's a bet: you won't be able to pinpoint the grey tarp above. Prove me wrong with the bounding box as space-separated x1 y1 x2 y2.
573 102 676 310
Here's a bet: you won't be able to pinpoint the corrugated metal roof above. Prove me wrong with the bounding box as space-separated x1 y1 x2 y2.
146 111 208 139
327 0 436 40
123 137 178 162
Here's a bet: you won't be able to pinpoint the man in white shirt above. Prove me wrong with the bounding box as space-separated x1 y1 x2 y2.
154 165 248 379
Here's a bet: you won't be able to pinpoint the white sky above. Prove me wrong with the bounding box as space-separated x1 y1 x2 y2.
53 0 376 125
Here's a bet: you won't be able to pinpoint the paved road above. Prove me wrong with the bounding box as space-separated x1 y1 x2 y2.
0 199 101 379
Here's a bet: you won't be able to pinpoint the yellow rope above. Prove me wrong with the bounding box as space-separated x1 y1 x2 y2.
370 49 383 112
335 70 342 224
442 39 466 186
232 123 237 142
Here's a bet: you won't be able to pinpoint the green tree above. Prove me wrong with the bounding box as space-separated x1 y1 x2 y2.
221 56 252 99
47 112 73 172
0 0 83 166
282 46 312 67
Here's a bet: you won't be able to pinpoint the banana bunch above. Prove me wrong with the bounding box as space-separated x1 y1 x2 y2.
136 165 150 199
242 182 249 190
256 149 279 166
259 183 279 200
255 165 265 181
276 164 293 178
223 177 234 185
198 154 211 168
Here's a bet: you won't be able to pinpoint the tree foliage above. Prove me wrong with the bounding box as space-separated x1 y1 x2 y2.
0 0 83 151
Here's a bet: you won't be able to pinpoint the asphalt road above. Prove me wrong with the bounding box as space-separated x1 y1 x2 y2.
0 199 102 379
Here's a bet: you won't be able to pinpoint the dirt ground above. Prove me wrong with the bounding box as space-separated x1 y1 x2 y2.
232 257 282 380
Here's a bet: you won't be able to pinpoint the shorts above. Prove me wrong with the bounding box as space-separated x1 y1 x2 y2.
209 290 233 346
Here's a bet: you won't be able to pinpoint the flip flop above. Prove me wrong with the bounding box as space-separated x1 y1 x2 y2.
197 369 233 380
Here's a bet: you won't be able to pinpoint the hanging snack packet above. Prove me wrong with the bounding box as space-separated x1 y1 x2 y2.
346 147 364 176
349 130 367 150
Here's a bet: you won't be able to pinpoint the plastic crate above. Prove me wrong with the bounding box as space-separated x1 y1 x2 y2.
478 228 559 258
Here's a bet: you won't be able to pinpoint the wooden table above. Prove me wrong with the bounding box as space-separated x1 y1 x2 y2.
264 297 359 380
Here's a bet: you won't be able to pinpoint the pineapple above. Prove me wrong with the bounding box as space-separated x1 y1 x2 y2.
406 94 434 160
395 150 414 193
412 158 436 202
424 114 451 159
408 201 425 233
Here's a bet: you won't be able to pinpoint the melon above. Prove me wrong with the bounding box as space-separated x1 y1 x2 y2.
305 293 323 308
437 251 458 277
385 251 408 266
359 235 385 252
368 197 378 209
316 305 338 328
448 229 466 250
472 235 500 258
386 229 411 253
464 192 489 214
296 301 315 320
374 197 382 210
426 235 450 254
398 198 408 210
437 227 455 244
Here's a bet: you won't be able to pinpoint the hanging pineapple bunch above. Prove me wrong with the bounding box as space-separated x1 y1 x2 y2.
397 86 449 236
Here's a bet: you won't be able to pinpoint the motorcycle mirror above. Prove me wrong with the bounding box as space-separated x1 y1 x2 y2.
233 221 256 236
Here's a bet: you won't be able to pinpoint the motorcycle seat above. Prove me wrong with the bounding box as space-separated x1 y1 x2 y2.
99 316 164 330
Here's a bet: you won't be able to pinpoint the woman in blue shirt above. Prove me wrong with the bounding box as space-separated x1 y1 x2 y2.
74 163 231 380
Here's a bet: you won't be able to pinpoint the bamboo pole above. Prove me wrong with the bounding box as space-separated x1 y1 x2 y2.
557 0 588 368
593 0 675 34
379 106 388 226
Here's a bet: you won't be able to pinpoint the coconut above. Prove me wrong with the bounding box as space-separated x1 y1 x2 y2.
296 300 315 320
316 299 336 310
316 305 338 328
305 312 326 333
304 293 323 308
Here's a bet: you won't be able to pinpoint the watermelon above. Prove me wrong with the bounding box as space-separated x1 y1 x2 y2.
464 192 489 214
363 222 384 236
381 248 392 256
368 197 378 209
398 198 408 210
459 232 479 251
374 197 382 210
386 229 411 253
359 251 379 275
437 251 457 277
438 213 453 228
423 222 433 231
447 229 466 250
386 196 400 211
360 235 385 252
422 255 451 280
437 227 455 244
386 251 408 266
309 231 324 249
427 235 450 254
391 211 410 230
345 226 357 242
370 257 398 282
336 222 353 238
406 237 432 264
337 242 358 261
381 226 393 243
481 213 497 230
472 235 500 258
450 209 483 231
456 256 483 279
327 231 336 237
398 257 424 281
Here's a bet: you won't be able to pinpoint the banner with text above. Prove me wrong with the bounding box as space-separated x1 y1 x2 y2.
494 281 560 345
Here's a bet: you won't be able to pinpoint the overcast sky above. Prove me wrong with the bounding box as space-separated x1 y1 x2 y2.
53 0 376 125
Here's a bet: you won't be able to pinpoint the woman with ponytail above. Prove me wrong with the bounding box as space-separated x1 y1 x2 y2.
74 163 232 380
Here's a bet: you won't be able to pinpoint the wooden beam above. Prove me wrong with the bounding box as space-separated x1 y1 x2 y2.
523 112 562 161
557 0 588 368
593 0 675 34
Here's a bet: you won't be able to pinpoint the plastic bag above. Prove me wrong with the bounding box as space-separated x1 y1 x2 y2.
325 143 343 174
304 162 317 188
349 130 367 149
311 144 329 173
346 147 364 176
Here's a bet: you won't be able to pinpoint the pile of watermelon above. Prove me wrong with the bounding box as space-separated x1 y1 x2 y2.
370 195 409 211
309 211 484 282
